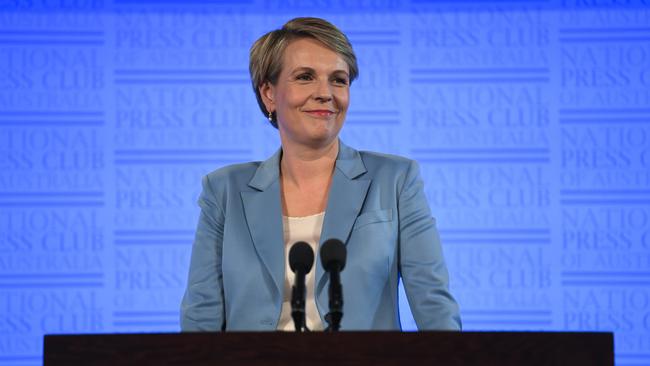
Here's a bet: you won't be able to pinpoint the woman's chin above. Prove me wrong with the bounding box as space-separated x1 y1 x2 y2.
311 125 342 143
294 130 339 149
280 119 343 148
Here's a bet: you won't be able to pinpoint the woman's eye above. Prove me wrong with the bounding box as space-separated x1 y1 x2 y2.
297 74 313 81
333 78 349 85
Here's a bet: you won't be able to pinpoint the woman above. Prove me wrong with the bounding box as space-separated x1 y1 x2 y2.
180 17 461 331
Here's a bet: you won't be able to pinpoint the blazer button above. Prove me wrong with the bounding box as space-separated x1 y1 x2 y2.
260 319 273 325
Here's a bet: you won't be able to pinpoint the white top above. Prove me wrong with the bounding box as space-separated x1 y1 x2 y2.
277 212 325 331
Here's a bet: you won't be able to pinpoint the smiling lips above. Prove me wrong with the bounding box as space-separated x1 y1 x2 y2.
304 109 336 118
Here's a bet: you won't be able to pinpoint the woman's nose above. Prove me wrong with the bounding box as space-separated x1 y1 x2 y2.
313 80 333 102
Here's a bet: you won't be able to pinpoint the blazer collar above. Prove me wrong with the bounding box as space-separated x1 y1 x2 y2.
247 147 282 191
247 140 367 191
333 140 367 180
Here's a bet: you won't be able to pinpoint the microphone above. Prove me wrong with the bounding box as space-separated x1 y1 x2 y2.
320 238 346 332
289 241 314 332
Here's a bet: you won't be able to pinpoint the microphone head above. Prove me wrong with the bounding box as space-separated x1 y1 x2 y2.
320 238 346 272
289 241 314 274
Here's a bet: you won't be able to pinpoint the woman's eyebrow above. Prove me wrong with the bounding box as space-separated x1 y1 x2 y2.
290 66 316 74
331 70 350 76
290 66 349 76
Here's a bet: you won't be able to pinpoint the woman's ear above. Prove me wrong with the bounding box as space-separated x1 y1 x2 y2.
259 82 275 112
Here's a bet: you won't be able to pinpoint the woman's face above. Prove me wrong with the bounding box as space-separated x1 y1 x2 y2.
261 37 350 149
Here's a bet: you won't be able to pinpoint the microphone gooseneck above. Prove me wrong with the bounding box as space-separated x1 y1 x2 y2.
289 241 314 332
320 238 346 332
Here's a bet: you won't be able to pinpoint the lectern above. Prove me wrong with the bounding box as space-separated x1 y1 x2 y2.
44 331 613 366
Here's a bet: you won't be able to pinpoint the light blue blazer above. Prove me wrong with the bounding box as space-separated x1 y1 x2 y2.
180 141 461 331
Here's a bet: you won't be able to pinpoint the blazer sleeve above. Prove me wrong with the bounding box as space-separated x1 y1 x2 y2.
180 174 226 331
398 160 462 330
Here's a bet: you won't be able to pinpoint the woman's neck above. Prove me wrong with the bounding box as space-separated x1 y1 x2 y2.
280 139 338 188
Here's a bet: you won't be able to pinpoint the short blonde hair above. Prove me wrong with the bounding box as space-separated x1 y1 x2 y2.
249 17 358 128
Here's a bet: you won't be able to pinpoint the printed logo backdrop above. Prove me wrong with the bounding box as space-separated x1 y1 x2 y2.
1 1 649 365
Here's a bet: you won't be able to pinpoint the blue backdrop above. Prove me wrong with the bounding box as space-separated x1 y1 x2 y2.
1 1 650 365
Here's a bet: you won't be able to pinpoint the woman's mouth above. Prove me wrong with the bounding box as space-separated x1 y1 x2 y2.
304 110 336 118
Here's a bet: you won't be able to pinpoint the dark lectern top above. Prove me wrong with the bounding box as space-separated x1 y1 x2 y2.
44 331 613 366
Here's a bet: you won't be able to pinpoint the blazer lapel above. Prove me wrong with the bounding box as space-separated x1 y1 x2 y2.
241 148 285 298
315 141 371 306
240 141 371 320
